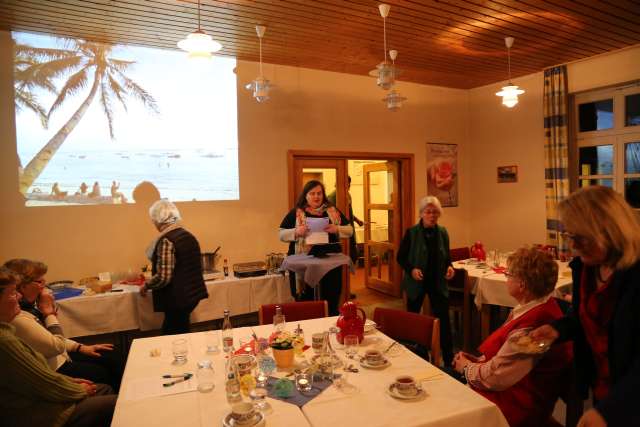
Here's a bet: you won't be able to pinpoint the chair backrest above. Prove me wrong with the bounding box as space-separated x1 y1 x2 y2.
450 247 471 262
259 301 329 325
373 307 440 364
447 267 468 292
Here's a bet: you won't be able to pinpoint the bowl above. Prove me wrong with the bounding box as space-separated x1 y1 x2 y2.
47 280 73 291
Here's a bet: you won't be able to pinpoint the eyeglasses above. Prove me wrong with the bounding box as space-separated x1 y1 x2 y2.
560 231 590 247
423 210 440 215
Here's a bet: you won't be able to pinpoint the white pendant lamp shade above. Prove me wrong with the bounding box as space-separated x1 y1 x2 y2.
382 89 407 111
177 0 222 58
496 84 525 108
495 36 524 108
369 3 398 90
245 25 272 102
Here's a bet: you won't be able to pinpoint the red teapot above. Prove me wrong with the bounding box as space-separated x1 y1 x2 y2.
336 301 366 344
470 241 486 261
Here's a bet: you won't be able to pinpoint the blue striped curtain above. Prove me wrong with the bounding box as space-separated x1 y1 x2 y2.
543 66 570 258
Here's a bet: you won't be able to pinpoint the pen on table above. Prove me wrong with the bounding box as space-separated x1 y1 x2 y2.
163 373 192 387
110 289 123 292
162 373 190 379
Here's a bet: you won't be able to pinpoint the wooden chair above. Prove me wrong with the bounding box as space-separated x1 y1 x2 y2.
373 307 441 365
258 301 328 325
447 268 472 351
450 246 471 262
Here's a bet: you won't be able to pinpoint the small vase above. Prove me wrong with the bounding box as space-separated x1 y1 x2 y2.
272 348 294 368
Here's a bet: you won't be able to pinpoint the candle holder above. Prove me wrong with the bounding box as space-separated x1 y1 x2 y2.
295 372 313 393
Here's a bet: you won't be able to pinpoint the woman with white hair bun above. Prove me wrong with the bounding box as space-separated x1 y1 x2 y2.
397 196 455 365
140 199 208 335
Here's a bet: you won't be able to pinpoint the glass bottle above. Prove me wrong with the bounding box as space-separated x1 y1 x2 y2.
222 310 234 353
196 360 215 392
223 258 229 277
273 305 286 332
225 371 242 404
293 323 305 356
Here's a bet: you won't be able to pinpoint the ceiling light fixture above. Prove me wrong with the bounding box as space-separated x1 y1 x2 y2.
495 37 524 108
245 25 272 103
369 4 398 90
382 50 407 111
177 0 222 59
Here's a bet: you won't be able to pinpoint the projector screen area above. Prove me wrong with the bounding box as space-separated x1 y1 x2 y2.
13 31 239 206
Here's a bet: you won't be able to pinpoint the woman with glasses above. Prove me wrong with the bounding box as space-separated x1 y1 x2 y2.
452 247 572 427
397 196 455 365
530 186 640 427
4 259 121 390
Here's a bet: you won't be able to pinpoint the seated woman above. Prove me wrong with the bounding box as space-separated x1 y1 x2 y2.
4 259 122 390
0 267 117 427
453 247 572 427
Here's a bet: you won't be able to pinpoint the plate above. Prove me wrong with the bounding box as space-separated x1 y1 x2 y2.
386 383 425 401
359 358 390 370
507 328 551 355
364 319 377 333
311 353 343 368
222 411 265 427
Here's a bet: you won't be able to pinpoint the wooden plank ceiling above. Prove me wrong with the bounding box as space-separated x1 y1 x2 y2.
1 0 639 89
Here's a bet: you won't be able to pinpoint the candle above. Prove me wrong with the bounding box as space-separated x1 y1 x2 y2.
298 379 308 385
244 346 252 353
257 374 267 382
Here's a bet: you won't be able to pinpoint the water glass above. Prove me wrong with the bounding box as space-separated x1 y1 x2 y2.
205 331 220 354
249 387 272 414
172 338 188 365
295 372 313 393
343 335 359 359
196 360 215 392
311 332 325 354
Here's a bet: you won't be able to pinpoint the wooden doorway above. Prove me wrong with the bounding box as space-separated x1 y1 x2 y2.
288 151 414 299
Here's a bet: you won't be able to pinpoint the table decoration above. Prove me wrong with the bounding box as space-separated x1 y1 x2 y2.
270 331 295 368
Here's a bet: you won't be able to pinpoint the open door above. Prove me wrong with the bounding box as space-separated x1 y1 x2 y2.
363 161 402 297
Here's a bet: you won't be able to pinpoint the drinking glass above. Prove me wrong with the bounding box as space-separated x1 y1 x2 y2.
205 330 220 354
343 335 359 359
249 387 272 414
172 338 188 365
196 360 215 392
239 335 254 354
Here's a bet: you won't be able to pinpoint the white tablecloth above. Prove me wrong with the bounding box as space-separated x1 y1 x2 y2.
57 275 293 337
452 259 573 309
113 317 509 427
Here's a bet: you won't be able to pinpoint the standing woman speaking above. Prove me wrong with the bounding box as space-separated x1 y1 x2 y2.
279 180 352 315
397 196 455 365
140 199 208 335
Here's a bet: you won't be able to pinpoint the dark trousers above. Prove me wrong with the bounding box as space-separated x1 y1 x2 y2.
407 289 454 366
58 350 123 391
161 305 196 335
65 384 116 427
297 266 342 316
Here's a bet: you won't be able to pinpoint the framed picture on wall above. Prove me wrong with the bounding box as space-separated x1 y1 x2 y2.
426 143 458 207
497 165 518 183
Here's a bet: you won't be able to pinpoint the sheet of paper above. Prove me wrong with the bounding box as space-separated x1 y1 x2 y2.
306 232 329 245
120 375 197 402
306 217 329 232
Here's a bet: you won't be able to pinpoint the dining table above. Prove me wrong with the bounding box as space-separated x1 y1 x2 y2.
112 316 509 427
452 258 573 340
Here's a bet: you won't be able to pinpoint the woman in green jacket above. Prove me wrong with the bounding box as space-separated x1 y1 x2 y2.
397 196 455 365
0 267 116 427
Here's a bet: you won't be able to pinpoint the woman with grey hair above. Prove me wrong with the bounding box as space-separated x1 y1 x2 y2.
140 199 208 335
397 195 455 365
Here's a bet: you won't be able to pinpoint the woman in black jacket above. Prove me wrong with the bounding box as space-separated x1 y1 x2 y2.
531 186 640 427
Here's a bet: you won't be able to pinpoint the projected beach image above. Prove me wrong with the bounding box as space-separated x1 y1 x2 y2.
13 32 239 206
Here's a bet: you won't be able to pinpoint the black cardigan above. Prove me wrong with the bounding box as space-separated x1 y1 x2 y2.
552 257 640 426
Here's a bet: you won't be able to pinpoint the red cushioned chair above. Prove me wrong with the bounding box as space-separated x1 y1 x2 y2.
450 246 471 262
373 307 440 365
259 301 329 325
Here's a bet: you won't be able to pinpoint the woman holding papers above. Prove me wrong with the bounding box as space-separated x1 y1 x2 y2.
279 180 352 315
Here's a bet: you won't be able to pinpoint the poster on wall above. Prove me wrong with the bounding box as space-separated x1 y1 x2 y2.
426 143 458 207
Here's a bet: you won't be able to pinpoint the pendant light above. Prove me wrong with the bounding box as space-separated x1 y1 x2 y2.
382 50 407 111
369 4 398 90
495 37 524 108
177 0 222 59
245 25 272 103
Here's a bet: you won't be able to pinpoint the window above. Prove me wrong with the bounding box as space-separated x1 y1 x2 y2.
574 83 640 207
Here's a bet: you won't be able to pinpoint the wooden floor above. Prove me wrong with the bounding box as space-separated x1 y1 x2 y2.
349 266 404 318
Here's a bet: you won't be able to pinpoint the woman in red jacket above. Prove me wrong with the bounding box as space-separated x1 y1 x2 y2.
453 247 572 427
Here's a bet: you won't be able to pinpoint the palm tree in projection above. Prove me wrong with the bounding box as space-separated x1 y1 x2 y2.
19 38 159 194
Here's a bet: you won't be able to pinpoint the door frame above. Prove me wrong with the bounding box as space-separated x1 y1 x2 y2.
287 150 415 295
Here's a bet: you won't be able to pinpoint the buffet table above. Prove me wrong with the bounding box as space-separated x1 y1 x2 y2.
112 316 509 427
57 274 292 338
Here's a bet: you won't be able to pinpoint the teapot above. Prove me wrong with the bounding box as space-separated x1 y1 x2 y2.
336 301 366 344
470 241 486 261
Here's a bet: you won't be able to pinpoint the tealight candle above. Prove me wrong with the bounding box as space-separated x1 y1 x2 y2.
295 372 313 392
256 373 268 387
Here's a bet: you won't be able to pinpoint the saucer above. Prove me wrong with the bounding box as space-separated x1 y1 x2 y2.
359 358 390 370
222 412 265 427
387 383 425 401
311 353 343 368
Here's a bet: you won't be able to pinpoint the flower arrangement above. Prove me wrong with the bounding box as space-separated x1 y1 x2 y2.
269 331 295 350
